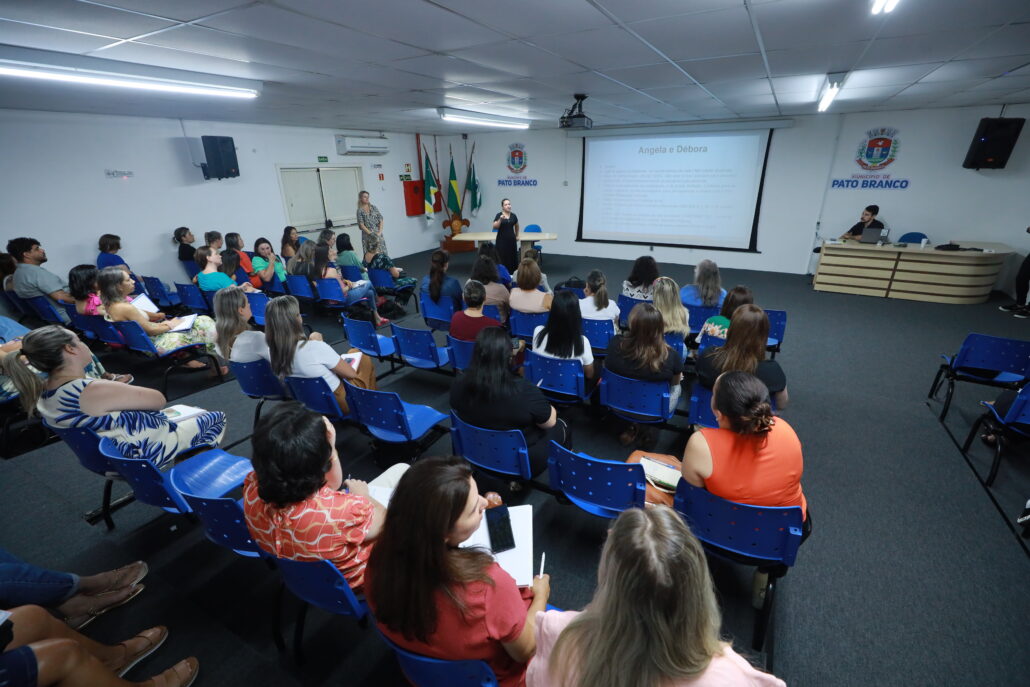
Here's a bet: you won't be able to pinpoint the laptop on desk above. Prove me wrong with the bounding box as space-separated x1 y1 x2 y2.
859 226 888 244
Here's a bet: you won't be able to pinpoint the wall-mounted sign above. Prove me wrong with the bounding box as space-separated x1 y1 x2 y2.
404 163 412 173
104 169 134 178
399 174 412 181
830 126 910 190
498 142 538 187
378 173 385 181
317 155 329 163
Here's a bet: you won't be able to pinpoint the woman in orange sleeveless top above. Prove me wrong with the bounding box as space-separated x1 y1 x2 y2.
681 370 810 536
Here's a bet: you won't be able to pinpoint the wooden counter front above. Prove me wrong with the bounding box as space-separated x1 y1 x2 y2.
813 240 1011 304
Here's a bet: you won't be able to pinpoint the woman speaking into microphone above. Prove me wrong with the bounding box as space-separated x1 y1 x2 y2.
492 198 520 273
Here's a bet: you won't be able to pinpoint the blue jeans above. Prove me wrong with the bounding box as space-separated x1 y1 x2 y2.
345 281 376 307
0 548 78 608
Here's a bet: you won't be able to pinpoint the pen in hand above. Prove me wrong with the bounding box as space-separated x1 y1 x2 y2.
538 552 546 578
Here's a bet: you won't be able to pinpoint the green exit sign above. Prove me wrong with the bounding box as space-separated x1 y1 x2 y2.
317 155 329 163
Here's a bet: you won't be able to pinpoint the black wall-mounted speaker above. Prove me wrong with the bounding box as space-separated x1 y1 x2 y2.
201 135 239 180
962 118 1025 169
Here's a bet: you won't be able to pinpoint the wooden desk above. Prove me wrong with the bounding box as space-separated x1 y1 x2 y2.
813 240 1012 304
451 231 558 261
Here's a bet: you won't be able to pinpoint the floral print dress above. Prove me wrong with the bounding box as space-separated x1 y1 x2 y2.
357 204 387 256
39 378 226 469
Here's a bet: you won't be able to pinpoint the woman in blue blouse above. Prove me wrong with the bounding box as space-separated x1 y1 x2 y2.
96 234 130 273
420 249 463 312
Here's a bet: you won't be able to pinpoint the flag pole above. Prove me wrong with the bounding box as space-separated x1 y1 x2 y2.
461 140 476 210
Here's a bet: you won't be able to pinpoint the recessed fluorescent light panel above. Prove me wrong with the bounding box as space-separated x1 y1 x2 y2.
818 72 847 112
0 62 259 98
437 107 529 130
871 0 901 15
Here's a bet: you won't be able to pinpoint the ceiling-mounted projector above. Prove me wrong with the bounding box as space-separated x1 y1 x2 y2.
559 93 592 129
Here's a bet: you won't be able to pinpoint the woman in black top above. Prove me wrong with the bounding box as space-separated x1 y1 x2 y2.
450 327 568 476
696 304 788 408
173 226 195 262
491 198 520 273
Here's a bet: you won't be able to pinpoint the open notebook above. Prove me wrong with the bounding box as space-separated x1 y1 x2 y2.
367 486 534 586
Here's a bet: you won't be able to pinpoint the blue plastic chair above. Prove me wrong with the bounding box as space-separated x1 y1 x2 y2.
245 291 269 327
274 558 368 665
663 331 687 360
174 488 263 558
44 423 129 529
689 385 718 429
59 302 97 341
99 439 252 515
929 333 1030 421
582 318 617 354
111 319 223 396
696 333 725 354
339 265 363 282
26 296 65 324
898 231 928 243
524 351 590 403
420 293 455 331
368 268 416 310
509 310 548 341
1 290 33 322
86 315 124 347
674 480 803 653
686 306 720 348
344 382 448 446
343 315 397 361
264 273 288 295
599 369 675 424
555 285 585 299
284 375 350 422
481 304 503 323
523 223 544 258
286 275 316 301
229 359 290 431
962 385 1030 486
380 632 499 687
234 267 251 285
616 294 650 329
174 282 211 314
313 279 370 316
765 309 787 358
450 411 532 480
391 324 452 370
547 442 646 518
180 259 200 279
446 335 476 372
142 277 181 308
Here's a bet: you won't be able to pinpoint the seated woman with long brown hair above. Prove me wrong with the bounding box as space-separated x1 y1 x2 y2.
695 304 788 409
420 249 463 312
367 456 551 687
306 244 387 327
262 295 377 413
527 506 785 687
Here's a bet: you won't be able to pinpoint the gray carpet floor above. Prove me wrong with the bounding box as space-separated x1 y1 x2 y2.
1 248 1028 687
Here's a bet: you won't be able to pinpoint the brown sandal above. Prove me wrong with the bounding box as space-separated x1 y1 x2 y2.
111 625 168 677
97 561 149 593
143 657 199 687
66 584 146 630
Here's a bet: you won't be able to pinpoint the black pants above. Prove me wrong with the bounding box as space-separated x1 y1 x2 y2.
1016 253 1030 305
527 419 571 477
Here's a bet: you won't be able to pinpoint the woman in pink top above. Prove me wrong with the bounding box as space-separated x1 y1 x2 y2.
509 258 552 314
68 264 106 316
527 506 785 687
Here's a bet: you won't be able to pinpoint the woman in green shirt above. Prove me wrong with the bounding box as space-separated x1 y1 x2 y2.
335 232 367 279
196 247 257 293
252 237 288 285
699 285 753 341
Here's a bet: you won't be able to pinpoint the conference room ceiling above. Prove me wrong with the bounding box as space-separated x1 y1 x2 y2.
1 0 1029 133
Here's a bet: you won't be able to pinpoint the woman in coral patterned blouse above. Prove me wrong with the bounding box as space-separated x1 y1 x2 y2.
243 402 407 590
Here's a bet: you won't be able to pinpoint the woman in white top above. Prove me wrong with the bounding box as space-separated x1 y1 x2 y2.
578 270 620 324
622 256 660 300
263 295 377 414
527 506 786 687
531 290 594 380
214 285 267 363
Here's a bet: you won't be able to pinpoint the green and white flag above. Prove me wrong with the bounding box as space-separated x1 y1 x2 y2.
446 156 462 215
423 152 438 220
465 161 482 217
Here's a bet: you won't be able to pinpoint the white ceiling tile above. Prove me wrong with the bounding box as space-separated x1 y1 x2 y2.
776 91 820 107
677 54 767 83
95 41 317 82
528 26 662 70
750 0 880 51
0 18 116 53
835 85 905 102
197 5 427 62
277 0 507 52
640 84 721 105
877 0 1030 38
897 79 993 97
449 41 582 79
328 63 457 91
424 85 523 104
856 27 997 70
435 0 613 38
629 7 759 62
0 0 175 38
770 74 825 95
88 0 249 22
969 75 1030 92
844 64 943 88
602 63 694 90
958 23 1030 60
704 79 773 98
390 54 515 85
533 70 638 97
765 43 869 77
718 94 778 109
920 56 1030 82
480 79 571 101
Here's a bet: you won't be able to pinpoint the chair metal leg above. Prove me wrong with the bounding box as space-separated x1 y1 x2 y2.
82 481 134 528
938 380 955 421
252 399 266 434
293 602 309 666
752 576 776 653
962 413 987 453
161 364 174 398
986 438 1005 486
271 582 286 653
206 354 225 382
928 365 946 399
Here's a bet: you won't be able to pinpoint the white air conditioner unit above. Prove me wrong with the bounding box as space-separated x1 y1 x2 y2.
335 135 389 155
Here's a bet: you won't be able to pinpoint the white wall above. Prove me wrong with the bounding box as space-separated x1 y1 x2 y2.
447 103 1030 279
0 110 443 289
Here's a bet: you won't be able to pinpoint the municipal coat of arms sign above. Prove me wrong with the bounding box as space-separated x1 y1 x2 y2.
507 143 526 173
855 127 899 170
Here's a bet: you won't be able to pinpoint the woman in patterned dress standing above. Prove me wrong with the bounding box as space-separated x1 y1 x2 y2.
357 190 388 265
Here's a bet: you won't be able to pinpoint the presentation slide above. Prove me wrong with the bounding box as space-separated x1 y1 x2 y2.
580 130 771 251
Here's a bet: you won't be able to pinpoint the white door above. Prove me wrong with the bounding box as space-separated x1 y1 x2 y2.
319 167 362 228
280 168 325 231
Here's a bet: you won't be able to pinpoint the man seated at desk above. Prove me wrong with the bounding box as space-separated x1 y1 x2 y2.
840 204 884 240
